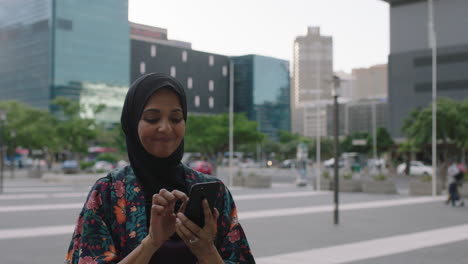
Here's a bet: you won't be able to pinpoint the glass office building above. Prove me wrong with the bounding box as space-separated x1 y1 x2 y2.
232 55 291 140
0 0 129 123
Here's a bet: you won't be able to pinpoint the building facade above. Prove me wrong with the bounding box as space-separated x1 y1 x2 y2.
0 0 130 123
326 99 389 137
130 25 230 115
352 64 388 101
292 27 334 138
381 0 468 137
232 55 290 140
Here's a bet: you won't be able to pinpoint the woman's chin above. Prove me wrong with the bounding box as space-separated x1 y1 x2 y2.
152 151 172 158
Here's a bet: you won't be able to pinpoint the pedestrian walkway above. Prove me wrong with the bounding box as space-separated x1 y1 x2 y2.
0 180 466 263
256 224 468 264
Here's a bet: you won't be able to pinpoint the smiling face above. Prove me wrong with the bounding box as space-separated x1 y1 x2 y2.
138 88 186 158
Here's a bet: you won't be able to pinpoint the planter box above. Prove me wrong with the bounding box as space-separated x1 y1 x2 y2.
362 180 397 194
244 174 271 188
231 174 271 188
409 180 442 196
332 179 362 192
314 179 332 190
232 175 244 187
27 169 43 178
459 184 468 198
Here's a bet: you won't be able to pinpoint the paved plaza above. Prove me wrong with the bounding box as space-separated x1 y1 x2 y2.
0 169 467 263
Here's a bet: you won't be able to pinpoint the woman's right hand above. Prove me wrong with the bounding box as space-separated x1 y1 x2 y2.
147 189 188 248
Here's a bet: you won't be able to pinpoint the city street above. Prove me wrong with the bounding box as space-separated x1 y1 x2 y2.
0 171 467 263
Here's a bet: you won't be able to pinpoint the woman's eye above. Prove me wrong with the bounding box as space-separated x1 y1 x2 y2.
144 118 159 124
171 118 183 124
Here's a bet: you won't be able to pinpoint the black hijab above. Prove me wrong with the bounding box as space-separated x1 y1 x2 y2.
121 73 188 197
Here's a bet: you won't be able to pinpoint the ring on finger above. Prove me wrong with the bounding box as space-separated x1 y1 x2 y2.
189 237 199 244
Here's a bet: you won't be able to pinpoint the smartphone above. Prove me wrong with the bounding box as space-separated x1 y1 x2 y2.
184 181 220 227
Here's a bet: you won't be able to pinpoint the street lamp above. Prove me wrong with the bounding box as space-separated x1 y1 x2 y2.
332 75 341 225
428 0 437 196
0 110 6 194
10 130 16 179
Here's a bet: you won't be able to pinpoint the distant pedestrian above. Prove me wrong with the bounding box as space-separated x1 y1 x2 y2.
446 162 465 207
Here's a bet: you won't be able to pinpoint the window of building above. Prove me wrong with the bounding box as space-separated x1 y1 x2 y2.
182 51 188 62
209 97 214 109
209 80 214 91
170 66 176 77
140 62 146 74
222 65 228 76
187 77 193 89
209 55 214 66
195 96 200 107
151 45 156 57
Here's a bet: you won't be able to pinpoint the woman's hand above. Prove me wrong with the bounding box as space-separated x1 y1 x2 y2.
175 199 222 263
147 189 188 248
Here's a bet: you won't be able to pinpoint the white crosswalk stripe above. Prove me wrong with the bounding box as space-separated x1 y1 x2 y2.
256 224 468 264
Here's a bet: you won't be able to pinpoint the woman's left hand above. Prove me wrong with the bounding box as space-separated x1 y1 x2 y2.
175 199 220 260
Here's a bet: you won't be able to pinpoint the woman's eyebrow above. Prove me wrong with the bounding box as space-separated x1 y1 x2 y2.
143 108 182 113
143 108 160 113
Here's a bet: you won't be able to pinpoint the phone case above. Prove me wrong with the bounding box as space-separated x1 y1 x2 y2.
185 182 220 227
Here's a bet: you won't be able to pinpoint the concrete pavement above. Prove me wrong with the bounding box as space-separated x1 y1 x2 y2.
0 169 467 263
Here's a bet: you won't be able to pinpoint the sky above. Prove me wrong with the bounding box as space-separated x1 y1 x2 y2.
128 0 390 73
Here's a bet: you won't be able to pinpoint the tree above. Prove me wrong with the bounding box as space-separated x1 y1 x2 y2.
51 97 105 159
341 132 371 154
0 101 59 152
376 127 395 156
401 98 460 185
454 99 468 162
397 140 419 175
308 137 334 161
184 113 265 157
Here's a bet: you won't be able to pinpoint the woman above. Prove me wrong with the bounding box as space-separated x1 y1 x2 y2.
65 73 255 263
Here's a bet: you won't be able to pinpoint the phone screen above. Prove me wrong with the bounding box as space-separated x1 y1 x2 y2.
184 181 220 227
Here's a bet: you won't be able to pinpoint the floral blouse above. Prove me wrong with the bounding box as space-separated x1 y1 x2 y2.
65 165 255 264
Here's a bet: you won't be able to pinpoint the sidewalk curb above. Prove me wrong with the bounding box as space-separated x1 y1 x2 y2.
41 173 107 184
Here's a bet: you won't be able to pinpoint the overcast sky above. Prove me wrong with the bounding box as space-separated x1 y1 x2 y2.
129 0 389 73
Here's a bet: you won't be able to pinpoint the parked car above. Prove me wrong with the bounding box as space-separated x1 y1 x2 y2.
92 161 114 172
281 159 294 168
397 161 433 176
190 160 213 175
324 158 344 168
62 160 79 174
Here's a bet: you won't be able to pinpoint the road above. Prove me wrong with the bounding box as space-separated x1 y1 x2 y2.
0 172 467 263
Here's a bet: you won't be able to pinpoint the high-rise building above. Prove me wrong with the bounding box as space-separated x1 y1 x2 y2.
334 71 356 102
130 22 192 49
380 0 468 137
292 27 333 138
130 24 230 115
232 55 290 140
0 0 130 124
352 64 387 100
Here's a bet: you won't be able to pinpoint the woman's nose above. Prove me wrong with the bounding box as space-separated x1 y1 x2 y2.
158 118 171 132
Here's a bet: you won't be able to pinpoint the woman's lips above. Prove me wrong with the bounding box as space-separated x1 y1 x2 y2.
154 137 172 142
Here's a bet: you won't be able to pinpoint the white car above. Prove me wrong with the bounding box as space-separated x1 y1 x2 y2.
397 161 433 176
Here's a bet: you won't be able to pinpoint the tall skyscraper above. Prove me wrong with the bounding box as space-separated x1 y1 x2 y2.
292 27 333 138
232 55 290 140
0 0 130 123
352 64 388 101
380 0 468 137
